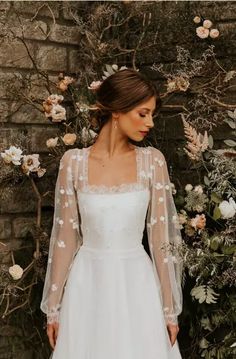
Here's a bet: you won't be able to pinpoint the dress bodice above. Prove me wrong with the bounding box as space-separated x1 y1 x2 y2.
78 189 150 250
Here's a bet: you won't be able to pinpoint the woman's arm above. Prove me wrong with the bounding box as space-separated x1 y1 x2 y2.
40 149 82 324
146 147 183 326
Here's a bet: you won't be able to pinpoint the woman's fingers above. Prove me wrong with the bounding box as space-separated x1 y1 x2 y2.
47 323 59 350
167 323 179 346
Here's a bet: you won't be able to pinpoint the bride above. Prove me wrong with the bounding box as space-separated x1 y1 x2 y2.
40 68 183 358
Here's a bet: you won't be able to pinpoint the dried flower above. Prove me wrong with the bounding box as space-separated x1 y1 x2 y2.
1 146 23 165
203 20 213 29
194 185 204 194
88 81 103 91
47 104 66 122
190 214 206 231
62 133 77 146
196 26 209 39
185 184 193 192
37 168 46 177
21 154 41 175
209 29 220 39
9 264 24 280
81 127 97 143
193 16 201 24
167 76 190 93
57 76 75 92
182 118 209 161
46 137 59 148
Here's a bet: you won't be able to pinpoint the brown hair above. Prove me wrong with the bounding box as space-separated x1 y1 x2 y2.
90 68 161 131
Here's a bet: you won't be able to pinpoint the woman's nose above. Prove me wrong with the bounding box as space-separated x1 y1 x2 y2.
146 115 154 128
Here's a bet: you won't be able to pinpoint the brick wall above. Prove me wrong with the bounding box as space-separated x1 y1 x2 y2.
0 1 235 358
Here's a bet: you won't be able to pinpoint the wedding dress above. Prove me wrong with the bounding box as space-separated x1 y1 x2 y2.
40 145 183 359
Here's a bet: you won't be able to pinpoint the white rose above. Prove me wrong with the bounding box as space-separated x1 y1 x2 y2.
88 80 102 91
62 133 77 146
46 137 58 148
185 184 193 192
203 19 213 29
50 104 66 122
1 146 23 165
219 198 236 219
196 26 209 39
9 264 24 280
209 29 220 39
194 185 203 194
193 16 201 24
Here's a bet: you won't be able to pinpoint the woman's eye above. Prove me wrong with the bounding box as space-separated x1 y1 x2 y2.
139 114 146 118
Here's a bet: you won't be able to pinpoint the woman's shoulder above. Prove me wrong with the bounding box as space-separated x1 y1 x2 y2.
60 148 81 164
139 145 165 161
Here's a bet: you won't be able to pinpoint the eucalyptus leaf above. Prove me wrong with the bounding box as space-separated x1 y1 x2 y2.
224 118 236 129
208 135 214 149
224 139 236 147
213 206 221 221
211 192 222 204
204 176 210 186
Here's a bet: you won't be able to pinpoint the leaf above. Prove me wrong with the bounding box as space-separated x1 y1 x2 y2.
204 176 210 186
227 110 236 120
224 70 236 82
210 237 219 251
224 118 236 129
211 192 222 204
191 285 219 304
208 135 214 149
224 139 236 147
199 337 210 349
213 206 221 221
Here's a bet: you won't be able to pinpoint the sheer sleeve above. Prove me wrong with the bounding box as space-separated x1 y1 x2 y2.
40 149 82 324
146 147 183 325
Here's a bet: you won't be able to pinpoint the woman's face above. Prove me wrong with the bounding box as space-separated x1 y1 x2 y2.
114 96 156 142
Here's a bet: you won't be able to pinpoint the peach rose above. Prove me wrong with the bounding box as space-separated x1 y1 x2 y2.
209 29 220 39
196 26 209 39
203 20 213 29
62 133 77 146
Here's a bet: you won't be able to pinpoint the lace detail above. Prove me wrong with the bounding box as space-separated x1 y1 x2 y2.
80 145 145 194
80 182 146 194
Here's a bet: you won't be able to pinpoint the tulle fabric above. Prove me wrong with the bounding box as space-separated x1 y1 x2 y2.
40 145 183 326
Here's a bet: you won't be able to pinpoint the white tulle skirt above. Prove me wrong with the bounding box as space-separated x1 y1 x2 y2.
51 244 182 359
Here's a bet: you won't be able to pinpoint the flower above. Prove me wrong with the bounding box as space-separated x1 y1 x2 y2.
196 26 209 39
190 214 206 231
88 81 103 91
57 76 75 92
203 20 213 29
178 210 188 225
185 184 193 192
21 154 40 175
81 127 98 143
209 29 220 39
0 146 23 165
47 94 64 105
9 264 24 280
46 137 59 148
219 198 236 219
170 182 177 195
194 185 203 194
48 104 66 122
193 16 201 24
62 133 77 146
167 76 190 93
37 168 46 177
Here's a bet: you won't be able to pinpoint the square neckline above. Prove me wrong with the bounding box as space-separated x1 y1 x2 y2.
80 145 146 194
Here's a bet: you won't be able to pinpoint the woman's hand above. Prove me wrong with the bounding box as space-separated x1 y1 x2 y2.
167 322 179 347
47 322 59 350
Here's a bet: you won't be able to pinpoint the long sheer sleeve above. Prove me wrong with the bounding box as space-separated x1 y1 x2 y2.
40 149 82 324
146 147 183 325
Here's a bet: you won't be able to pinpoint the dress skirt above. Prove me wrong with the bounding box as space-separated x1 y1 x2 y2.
51 244 181 359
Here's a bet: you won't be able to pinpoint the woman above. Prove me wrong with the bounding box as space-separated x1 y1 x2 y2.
40 68 183 358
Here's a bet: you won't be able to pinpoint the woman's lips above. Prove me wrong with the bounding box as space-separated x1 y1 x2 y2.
139 131 148 136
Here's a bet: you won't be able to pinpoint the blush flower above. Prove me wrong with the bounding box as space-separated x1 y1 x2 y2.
203 19 213 29
209 29 220 39
196 26 209 39
1 146 23 165
62 133 77 146
21 154 41 175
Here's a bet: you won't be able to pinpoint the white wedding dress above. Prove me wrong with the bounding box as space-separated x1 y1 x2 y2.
40 145 183 359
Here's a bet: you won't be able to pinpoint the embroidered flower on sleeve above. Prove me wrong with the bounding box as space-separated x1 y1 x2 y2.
57 240 66 248
154 182 163 190
51 284 58 291
163 257 169 263
160 216 165 222
58 219 64 226
79 175 84 181
158 197 164 202
150 216 157 225
158 159 164 167
59 162 64 170
66 188 74 195
165 184 170 190
60 187 65 194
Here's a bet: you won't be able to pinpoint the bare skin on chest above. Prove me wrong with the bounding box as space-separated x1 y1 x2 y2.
88 148 137 187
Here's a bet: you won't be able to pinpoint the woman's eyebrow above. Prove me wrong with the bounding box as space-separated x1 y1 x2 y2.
138 107 156 114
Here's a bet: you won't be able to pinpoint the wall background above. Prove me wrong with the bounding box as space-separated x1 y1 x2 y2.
0 1 235 358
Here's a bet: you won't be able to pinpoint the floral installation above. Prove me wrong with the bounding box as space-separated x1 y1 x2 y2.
176 119 236 358
0 2 235 358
